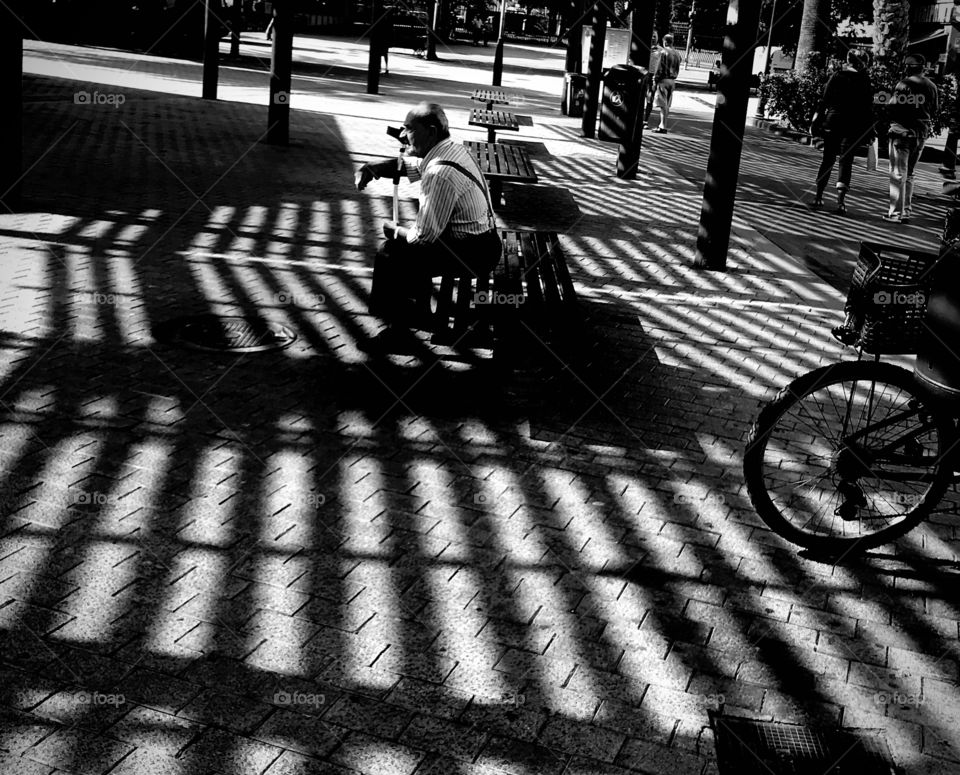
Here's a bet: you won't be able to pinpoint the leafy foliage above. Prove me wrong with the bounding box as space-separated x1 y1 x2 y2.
760 59 958 138
758 62 830 131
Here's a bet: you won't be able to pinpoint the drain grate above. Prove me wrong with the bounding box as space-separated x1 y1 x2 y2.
710 713 900 774
157 315 297 353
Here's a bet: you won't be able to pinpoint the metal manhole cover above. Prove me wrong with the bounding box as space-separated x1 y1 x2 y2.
159 315 297 353
710 713 899 774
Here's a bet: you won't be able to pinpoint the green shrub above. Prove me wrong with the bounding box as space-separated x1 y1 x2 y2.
760 59 957 139
758 66 829 132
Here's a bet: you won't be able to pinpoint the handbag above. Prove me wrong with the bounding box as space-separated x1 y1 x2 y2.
866 138 878 172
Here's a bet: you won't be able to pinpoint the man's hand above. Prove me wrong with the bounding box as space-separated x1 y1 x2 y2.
355 164 377 191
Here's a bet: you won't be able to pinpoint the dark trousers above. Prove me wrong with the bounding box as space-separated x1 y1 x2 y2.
816 132 856 194
370 230 502 325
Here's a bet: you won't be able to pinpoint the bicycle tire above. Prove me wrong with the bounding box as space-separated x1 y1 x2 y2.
744 361 955 554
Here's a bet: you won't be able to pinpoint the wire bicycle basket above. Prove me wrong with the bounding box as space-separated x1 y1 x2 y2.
833 242 939 355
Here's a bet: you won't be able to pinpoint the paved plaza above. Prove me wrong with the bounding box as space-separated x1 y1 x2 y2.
1 31 959 775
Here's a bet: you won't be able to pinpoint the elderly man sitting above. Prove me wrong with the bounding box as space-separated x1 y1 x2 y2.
355 102 502 351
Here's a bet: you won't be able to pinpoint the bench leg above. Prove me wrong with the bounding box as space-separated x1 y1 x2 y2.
487 128 496 143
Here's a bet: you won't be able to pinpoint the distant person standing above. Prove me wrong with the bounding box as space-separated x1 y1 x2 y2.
810 49 875 215
651 33 682 133
379 6 394 74
644 32 662 123
884 54 939 223
471 15 482 46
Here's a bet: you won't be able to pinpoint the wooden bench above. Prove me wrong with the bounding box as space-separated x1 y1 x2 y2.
463 140 537 204
471 88 512 108
469 108 521 143
425 230 578 348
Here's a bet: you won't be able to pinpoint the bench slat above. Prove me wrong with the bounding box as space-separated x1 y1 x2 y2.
518 231 545 309
533 232 563 308
425 229 577 350
463 141 537 184
545 232 577 305
454 276 473 333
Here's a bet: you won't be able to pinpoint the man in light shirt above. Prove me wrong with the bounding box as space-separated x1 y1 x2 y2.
355 103 501 349
651 33 682 133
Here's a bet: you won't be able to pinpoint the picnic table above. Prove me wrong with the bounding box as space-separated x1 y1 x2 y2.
464 140 537 205
469 108 520 143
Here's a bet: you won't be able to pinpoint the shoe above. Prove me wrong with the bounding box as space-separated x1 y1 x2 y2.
939 167 956 178
811 197 823 209
835 203 846 215
882 213 902 223
653 127 667 134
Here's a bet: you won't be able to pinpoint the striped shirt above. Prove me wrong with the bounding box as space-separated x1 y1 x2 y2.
402 138 495 244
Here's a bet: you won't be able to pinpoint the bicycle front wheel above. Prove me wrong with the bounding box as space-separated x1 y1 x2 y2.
744 361 955 554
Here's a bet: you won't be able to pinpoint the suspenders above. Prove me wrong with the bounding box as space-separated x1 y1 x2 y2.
433 159 497 230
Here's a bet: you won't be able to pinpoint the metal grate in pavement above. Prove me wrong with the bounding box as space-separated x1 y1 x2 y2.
710 713 900 774
159 315 297 353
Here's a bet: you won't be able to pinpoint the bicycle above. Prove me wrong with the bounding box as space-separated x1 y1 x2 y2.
743 224 960 555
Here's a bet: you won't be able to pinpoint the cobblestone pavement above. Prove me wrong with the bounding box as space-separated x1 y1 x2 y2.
1 34 959 775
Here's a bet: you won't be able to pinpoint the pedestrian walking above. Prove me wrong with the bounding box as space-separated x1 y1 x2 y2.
643 32 662 123
651 34 682 133
884 54 939 223
809 49 875 215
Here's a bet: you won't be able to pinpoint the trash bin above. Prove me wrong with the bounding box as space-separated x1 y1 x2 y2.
599 64 645 143
561 72 587 117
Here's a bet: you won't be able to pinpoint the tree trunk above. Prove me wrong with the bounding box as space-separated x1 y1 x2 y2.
873 0 909 66
795 0 831 71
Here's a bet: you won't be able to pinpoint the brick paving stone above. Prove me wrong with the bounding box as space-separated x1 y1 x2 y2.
322 692 411 739
175 687 273 735
0 708 60 756
400 714 487 761
178 727 284 774
23 728 135 775
250 708 346 758
104 704 199 755
475 736 569 775
327 730 425 774
536 716 627 763
262 749 355 775
613 737 709 775
0 750 57 775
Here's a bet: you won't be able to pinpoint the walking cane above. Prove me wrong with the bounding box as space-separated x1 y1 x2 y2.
392 154 403 225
